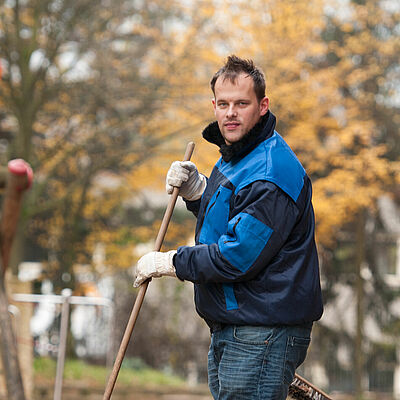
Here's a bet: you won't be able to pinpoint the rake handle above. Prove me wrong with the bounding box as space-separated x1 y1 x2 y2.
103 142 195 400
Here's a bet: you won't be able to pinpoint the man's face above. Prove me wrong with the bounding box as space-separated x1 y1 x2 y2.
212 73 269 145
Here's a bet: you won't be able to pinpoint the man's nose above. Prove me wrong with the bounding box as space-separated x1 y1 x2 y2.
227 104 237 118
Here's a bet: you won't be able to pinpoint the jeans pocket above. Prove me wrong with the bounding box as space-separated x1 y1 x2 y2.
233 325 275 345
283 336 311 384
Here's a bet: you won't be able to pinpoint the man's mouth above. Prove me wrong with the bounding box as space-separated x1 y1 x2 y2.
224 122 240 130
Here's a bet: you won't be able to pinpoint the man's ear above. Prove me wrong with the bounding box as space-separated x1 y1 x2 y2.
259 97 269 116
212 98 216 115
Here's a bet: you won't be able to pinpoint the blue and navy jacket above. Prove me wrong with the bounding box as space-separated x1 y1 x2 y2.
174 111 323 327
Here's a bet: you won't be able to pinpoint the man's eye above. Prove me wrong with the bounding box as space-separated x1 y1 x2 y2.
239 102 248 106
218 103 228 107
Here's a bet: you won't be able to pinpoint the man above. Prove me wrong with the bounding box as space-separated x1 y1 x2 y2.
134 55 323 399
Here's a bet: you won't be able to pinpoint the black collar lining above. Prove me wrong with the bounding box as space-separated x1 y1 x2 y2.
202 111 276 162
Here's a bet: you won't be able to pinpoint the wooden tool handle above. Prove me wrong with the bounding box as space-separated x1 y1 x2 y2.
154 141 195 251
103 142 195 400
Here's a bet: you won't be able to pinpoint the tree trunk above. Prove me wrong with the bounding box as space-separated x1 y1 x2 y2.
0 276 26 400
355 210 366 398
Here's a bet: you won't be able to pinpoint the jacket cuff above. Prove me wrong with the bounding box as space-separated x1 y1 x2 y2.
172 253 185 282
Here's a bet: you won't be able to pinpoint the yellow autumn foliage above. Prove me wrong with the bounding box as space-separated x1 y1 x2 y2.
1 0 398 274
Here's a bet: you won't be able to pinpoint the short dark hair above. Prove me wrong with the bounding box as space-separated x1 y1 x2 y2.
210 55 266 102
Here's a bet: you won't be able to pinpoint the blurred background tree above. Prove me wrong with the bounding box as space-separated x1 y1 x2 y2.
0 0 221 290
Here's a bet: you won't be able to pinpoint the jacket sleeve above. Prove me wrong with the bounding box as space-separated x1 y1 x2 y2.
182 175 208 218
174 180 301 283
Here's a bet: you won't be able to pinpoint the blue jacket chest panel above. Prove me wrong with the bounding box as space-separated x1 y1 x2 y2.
217 132 306 201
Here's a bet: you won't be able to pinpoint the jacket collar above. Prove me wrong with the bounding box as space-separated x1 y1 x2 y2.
202 110 276 162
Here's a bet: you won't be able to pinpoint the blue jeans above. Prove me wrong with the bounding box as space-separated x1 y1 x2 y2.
207 324 312 400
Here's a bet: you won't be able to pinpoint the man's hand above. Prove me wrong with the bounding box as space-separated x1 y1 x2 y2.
166 161 206 201
134 250 177 287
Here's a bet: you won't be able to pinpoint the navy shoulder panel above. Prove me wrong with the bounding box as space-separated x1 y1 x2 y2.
217 132 306 202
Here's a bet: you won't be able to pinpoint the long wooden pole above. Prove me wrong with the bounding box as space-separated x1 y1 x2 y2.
103 142 195 400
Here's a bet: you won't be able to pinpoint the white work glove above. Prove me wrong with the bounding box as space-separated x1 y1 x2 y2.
166 161 206 201
133 250 177 287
